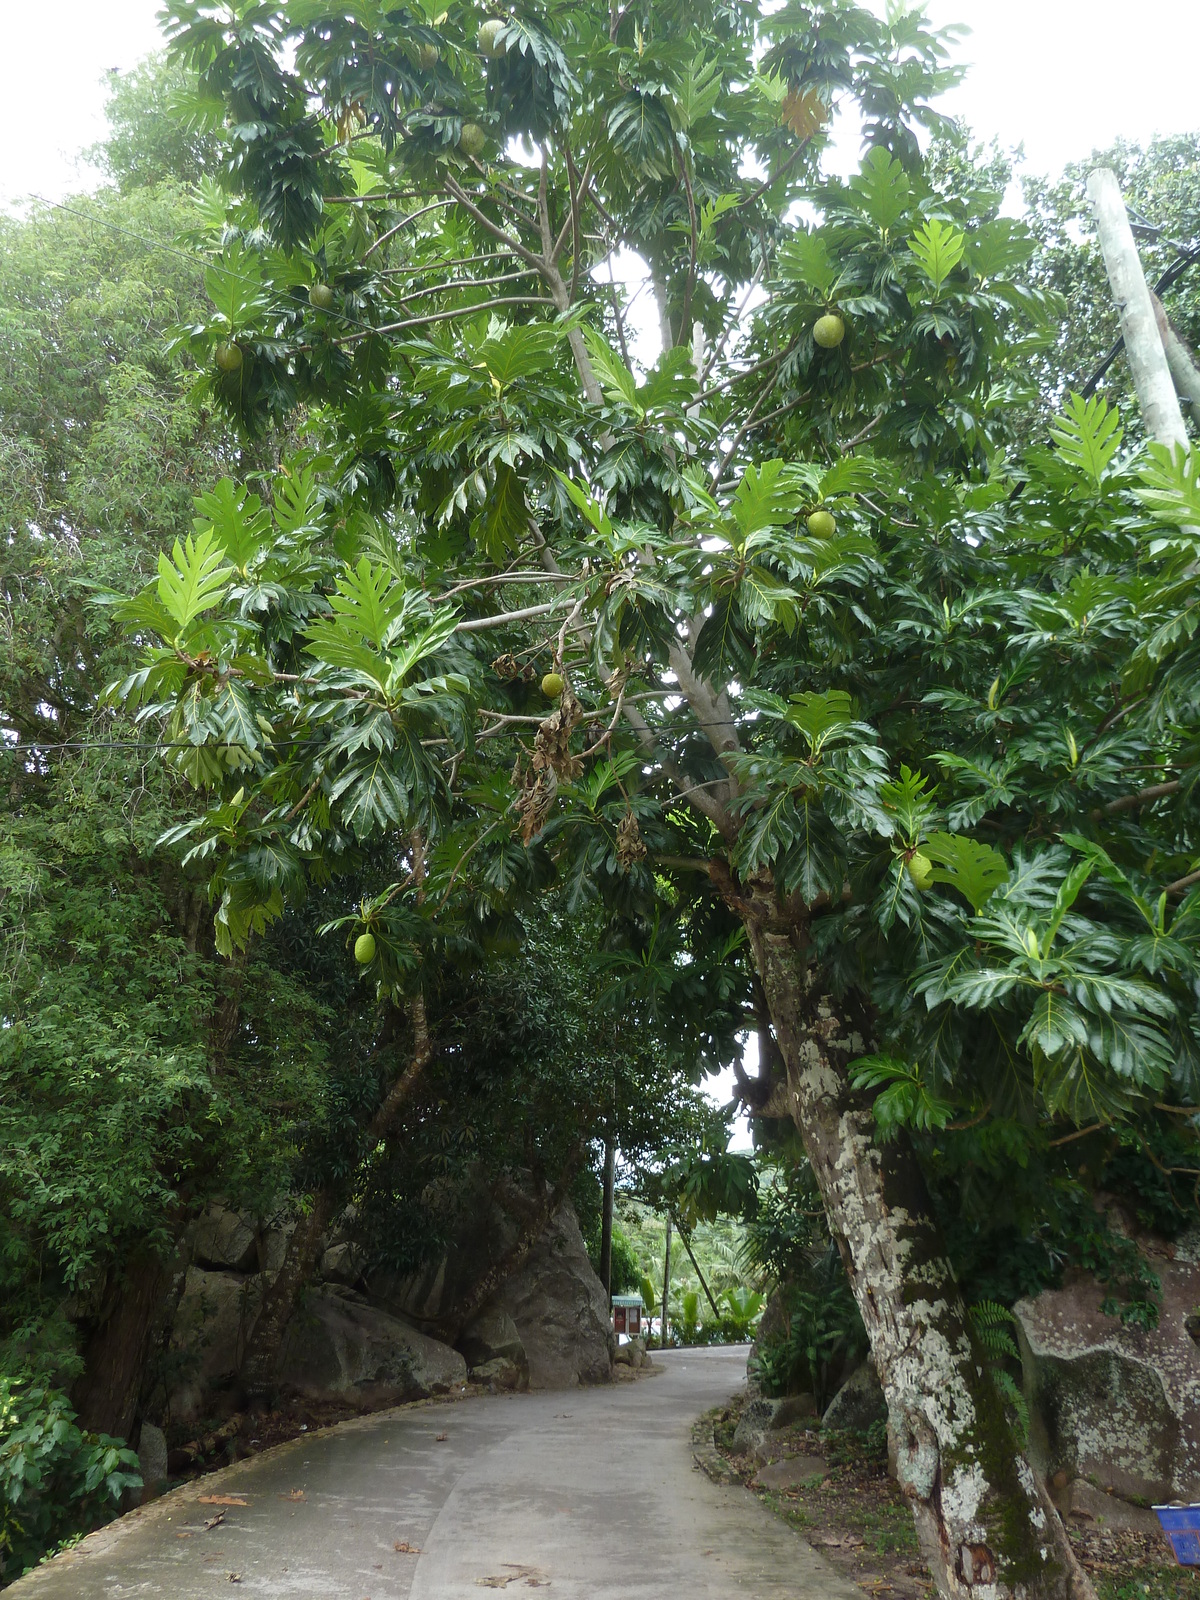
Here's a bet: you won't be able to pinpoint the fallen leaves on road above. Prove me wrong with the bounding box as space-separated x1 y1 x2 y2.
394 1541 421 1554
435 1432 448 1441
280 1489 306 1501
198 1495 248 1507
228 1574 242 1584
476 1565 550 1588
203 1511 227 1531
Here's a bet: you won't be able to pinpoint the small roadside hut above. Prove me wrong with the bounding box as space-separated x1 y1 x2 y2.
611 1293 644 1338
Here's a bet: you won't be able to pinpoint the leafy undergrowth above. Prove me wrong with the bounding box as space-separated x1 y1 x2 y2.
712 1393 1200 1600
713 1396 931 1599
1086 1548 1200 1600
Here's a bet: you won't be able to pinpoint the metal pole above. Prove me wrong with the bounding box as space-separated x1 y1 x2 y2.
1086 168 1189 450
660 1216 672 1349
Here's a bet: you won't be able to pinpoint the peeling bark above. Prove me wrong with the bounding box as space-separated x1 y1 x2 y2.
736 888 1095 1600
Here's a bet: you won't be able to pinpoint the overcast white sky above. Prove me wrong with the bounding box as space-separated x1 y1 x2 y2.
4 0 1198 1148
4 0 1199 207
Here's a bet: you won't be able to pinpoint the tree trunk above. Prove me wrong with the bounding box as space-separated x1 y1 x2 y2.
239 991 434 1397
1151 290 1200 410
599 1136 616 1297
743 906 1094 1600
238 1186 340 1399
661 1215 672 1349
73 1247 178 1440
675 1217 721 1321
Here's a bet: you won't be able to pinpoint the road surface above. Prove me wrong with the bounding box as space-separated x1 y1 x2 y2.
14 1345 859 1598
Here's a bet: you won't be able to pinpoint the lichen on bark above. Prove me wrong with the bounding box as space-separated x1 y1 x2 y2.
735 892 1095 1600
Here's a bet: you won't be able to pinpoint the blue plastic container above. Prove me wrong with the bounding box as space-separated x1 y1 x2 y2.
1154 1505 1200 1565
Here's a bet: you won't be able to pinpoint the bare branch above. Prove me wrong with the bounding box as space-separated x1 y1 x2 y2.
443 176 545 271
331 296 548 346
452 598 573 634
362 199 456 261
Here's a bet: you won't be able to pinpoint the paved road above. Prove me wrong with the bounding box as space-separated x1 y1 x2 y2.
15 1346 859 1599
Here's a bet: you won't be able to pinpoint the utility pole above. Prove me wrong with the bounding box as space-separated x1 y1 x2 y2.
660 1216 672 1350
1151 291 1200 412
599 1136 616 1298
1087 168 1189 451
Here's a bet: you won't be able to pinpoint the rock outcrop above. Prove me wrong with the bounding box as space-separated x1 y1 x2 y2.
280 1286 467 1406
460 1304 529 1389
1015 1248 1200 1503
192 1204 259 1274
162 1185 609 1422
370 1188 612 1390
490 1203 613 1388
168 1266 265 1421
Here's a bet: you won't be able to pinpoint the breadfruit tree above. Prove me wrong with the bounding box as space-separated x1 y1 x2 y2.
110 1 1200 1593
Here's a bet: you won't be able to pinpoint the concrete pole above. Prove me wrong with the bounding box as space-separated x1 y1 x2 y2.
1086 168 1189 450
1152 291 1200 411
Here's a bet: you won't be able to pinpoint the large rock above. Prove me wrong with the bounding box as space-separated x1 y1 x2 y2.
368 1177 515 1326
821 1360 886 1433
459 1303 527 1375
1055 1479 1163 1535
280 1285 467 1406
320 1240 366 1287
470 1356 526 1392
747 1287 790 1396
192 1204 259 1273
733 1396 780 1452
492 1203 613 1389
1015 1249 1200 1502
168 1267 265 1422
369 1185 612 1391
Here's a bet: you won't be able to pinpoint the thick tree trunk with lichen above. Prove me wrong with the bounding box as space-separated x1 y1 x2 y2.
742 900 1094 1600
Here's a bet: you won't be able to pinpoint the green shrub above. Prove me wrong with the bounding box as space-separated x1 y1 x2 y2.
0 1377 141 1584
749 1247 868 1409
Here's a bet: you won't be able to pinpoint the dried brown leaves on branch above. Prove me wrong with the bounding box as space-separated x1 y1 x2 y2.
511 689 584 842
615 808 646 871
491 653 536 684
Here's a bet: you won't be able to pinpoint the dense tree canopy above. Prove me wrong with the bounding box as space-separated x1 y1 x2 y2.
0 53 722 1566
93 1 1200 1594
2 1 1199 1592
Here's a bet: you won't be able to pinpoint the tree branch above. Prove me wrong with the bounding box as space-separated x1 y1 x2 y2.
1102 779 1180 815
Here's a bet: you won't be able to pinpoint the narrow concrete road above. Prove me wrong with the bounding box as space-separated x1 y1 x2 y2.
15 1347 860 1599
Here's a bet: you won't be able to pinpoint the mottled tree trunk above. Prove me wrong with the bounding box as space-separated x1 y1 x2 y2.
742 904 1094 1600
